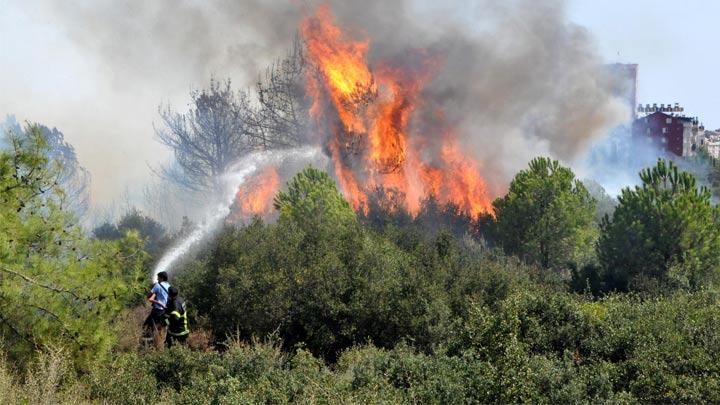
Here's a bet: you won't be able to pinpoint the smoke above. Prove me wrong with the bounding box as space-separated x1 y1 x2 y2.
1 0 300 206
404 1 629 194
300 0 628 195
2 0 628 208
576 125 662 196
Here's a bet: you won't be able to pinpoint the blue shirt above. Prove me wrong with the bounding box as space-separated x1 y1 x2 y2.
150 281 171 309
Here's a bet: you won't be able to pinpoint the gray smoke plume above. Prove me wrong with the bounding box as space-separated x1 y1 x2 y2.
2 0 628 208
303 0 628 195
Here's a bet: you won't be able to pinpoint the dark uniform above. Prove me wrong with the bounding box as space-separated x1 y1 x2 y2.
164 296 190 347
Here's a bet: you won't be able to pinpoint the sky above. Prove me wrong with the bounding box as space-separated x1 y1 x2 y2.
567 0 719 129
0 0 718 205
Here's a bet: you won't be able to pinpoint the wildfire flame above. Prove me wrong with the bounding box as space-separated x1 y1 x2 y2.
229 166 281 221
302 5 492 217
228 5 493 221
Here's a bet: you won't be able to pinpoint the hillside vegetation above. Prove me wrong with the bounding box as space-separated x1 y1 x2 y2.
3 125 720 403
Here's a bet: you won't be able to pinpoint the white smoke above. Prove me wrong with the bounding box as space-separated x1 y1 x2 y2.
152 146 324 280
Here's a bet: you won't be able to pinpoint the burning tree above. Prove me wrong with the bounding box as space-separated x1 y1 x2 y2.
301 6 492 218
248 37 311 149
158 5 496 225
228 166 281 222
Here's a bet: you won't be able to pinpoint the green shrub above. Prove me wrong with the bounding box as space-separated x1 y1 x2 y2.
85 353 157 404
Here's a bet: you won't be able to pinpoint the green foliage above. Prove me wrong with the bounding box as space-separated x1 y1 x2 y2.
599 159 720 291
10 288 719 404
92 207 170 257
445 288 720 402
493 157 597 269
0 125 147 369
178 167 544 360
180 219 451 361
273 165 355 228
4 149 720 402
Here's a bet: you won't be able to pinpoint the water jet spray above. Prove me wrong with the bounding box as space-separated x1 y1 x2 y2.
151 146 323 281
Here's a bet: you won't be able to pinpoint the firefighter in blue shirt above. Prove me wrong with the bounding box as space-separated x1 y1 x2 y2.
144 271 171 348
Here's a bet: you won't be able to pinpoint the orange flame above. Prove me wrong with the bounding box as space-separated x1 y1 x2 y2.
302 5 492 217
229 166 281 221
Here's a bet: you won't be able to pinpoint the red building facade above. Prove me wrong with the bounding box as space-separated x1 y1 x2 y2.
632 111 700 157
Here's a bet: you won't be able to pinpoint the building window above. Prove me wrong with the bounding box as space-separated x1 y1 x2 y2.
662 127 667 134
666 118 672 124
662 137 667 144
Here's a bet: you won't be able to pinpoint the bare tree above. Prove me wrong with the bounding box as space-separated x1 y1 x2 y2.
155 78 257 192
249 37 310 149
155 41 310 193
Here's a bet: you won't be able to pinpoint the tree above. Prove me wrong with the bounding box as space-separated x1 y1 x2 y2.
582 179 617 224
248 37 310 149
156 78 257 192
493 157 596 269
1 116 91 217
0 125 147 368
273 166 356 230
598 159 720 291
92 207 169 257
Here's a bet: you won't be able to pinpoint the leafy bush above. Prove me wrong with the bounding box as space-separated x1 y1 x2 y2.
93 207 170 257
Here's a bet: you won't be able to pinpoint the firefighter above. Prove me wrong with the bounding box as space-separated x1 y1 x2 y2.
143 271 171 348
164 286 190 347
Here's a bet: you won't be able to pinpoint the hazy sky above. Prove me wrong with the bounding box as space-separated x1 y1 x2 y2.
1 0 718 205
568 0 719 129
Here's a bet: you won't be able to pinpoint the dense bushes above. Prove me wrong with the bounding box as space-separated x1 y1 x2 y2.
6 152 720 402
182 219 544 359
178 168 503 360
3 287 719 403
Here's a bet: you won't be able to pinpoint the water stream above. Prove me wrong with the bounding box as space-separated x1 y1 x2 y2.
152 146 322 280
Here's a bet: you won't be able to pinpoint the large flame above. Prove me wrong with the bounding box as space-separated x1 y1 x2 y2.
302 5 492 217
229 166 281 221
